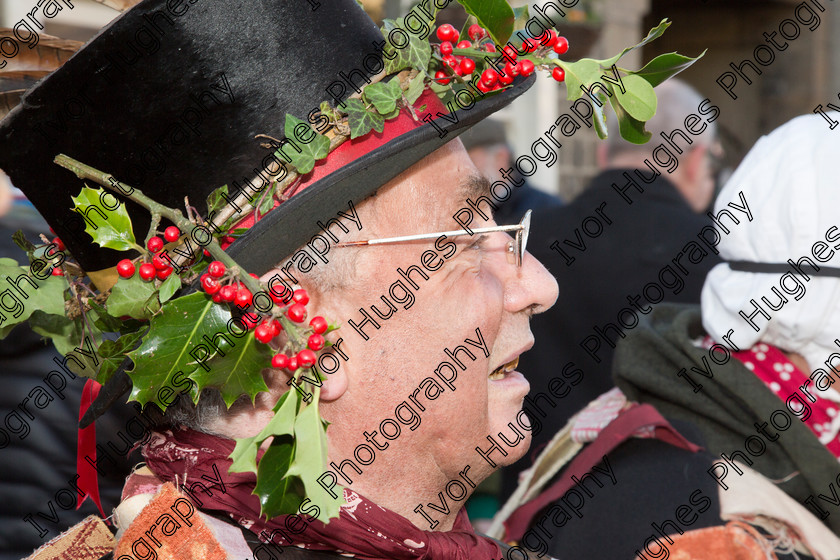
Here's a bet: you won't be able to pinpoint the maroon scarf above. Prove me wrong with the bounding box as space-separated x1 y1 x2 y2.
142 428 502 560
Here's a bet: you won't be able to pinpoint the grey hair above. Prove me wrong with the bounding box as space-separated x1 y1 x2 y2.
605 78 717 160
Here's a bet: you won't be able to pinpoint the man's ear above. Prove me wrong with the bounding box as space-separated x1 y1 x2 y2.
317 344 349 402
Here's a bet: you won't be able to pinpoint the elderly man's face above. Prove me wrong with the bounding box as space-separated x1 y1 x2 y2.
316 139 557 517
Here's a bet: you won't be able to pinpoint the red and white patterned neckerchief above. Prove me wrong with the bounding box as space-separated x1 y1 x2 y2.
701 336 840 457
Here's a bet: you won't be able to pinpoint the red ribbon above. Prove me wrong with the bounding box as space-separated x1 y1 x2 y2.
76 378 106 518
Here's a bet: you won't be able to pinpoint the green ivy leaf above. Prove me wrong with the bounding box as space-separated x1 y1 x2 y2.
319 101 340 123
285 401 343 522
558 59 602 102
609 93 652 144
634 50 706 88
70 187 137 252
382 19 432 75
0 263 66 338
600 19 671 68
158 273 181 304
345 98 385 139
404 74 426 105
363 79 402 115
206 184 230 215
107 274 160 320
457 0 515 45
126 292 230 409
189 332 270 407
28 310 81 357
96 330 145 384
613 74 657 122
12 230 36 258
231 390 299 476
280 113 330 175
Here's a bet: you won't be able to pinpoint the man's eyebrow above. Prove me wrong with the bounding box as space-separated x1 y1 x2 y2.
457 174 492 202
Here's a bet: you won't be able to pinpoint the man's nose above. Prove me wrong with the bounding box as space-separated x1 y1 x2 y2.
505 248 559 316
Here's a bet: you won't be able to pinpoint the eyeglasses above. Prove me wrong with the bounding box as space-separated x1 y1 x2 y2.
335 210 532 267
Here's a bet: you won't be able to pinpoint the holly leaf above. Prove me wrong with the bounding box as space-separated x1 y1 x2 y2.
513 5 530 32
90 300 143 334
634 51 706 88
609 92 652 144
255 435 305 518
158 273 181 304
600 19 671 68
281 113 330 175
96 330 144 384
70 187 137 252
558 59 602 102
592 94 609 140
285 401 343 522
189 332 271 407
382 19 432 74
363 79 402 115
345 98 385 139
230 390 299 476
107 274 159 320
457 0 515 45
0 263 66 338
613 74 657 122
126 292 231 410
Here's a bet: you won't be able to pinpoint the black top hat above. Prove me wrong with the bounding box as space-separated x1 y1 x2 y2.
0 0 533 275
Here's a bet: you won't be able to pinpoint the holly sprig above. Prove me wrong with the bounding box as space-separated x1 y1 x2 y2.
2 154 345 523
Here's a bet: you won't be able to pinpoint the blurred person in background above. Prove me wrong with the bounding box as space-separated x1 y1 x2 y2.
0 171 136 559
504 79 724 500
460 118 564 224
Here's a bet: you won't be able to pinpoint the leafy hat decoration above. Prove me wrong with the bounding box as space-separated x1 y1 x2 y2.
0 0 702 522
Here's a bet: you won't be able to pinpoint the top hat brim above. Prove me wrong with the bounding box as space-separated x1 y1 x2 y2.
228 74 535 275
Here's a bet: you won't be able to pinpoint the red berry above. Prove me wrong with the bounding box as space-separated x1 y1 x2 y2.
269 319 282 336
203 249 212 258
307 334 325 351
117 259 135 278
207 260 226 278
212 292 223 303
201 273 221 294
241 312 260 330
249 273 259 279
459 58 475 75
286 303 306 323
235 287 253 307
157 266 174 280
504 62 519 77
520 59 535 77
220 285 237 302
456 40 472 50
440 41 453 56
443 55 458 71
436 24 457 42
147 237 164 253
254 324 274 344
434 70 451 85
52 237 65 252
468 24 485 41
502 45 518 61
292 289 309 306
51 267 64 276
553 36 569 55
477 80 492 93
522 38 540 53
270 287 292 305
484 43 497 53
139 263 156 281
297 349 317 368
481 68 498 87
545 29 559 47
164 226 180 243
152 255 168 270
552 67 566 82
309 316 328 334
499 72 514 86
272 353 289 369
287 356 299 371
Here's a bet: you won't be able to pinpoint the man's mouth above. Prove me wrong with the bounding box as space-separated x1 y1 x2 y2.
489 357 519 380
